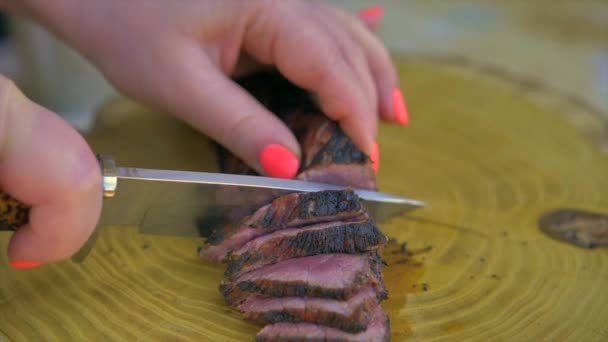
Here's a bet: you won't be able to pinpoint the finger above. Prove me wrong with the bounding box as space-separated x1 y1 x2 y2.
0 76 102 266
155 46 301 179
334 8 406 125
316 11 378 122
353 6 403 124
358 6 384 31
243 1 376 155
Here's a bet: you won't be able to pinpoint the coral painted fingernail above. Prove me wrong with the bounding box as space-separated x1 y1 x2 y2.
393 89 409 126
10 261 42 269
260 144 299 179
359 6 384 21
370 141 379 173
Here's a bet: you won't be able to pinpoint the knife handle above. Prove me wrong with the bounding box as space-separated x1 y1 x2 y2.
0 154 118 232
0 191 30 231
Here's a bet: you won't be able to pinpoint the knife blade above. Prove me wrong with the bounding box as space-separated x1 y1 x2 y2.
0 155 425 262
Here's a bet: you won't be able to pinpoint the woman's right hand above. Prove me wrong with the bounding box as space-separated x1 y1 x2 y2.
0 75 102 268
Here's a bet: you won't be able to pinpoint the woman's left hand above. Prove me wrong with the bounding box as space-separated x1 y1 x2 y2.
16 0 406 177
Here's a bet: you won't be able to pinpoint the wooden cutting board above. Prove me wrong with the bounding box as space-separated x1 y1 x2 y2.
1 57 607 341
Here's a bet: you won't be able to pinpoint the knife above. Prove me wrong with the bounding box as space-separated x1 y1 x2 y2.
0 154 425 263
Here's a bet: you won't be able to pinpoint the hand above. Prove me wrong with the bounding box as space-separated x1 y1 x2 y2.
0 1 402 266
18 0 407 178
0 75 102 267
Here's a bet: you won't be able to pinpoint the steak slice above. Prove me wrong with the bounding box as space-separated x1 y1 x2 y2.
220 253 387 306
239 286 380 333
282 112 376 190
225 219 387 277
297 164 376 192
255 305 390 342
201 190 368 262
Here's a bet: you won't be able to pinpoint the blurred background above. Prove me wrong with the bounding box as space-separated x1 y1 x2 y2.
0 11 116 132
0 0 607 132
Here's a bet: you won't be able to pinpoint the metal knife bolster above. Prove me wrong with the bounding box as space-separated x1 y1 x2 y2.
98 154 118 198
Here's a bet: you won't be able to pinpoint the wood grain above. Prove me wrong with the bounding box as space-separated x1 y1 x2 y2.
1 57 607 341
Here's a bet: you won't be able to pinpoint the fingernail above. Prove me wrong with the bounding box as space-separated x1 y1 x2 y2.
393 88 409 126
370 141 379 173
10 261 42 269
260 144 299 179
359 6 384 21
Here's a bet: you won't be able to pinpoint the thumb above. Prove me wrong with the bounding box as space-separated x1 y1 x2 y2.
158 49 301 179
0 75 102 266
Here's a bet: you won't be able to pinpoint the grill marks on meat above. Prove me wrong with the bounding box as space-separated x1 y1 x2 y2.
221 253 387 307
255 305 390 342
239 287 380 333
225 219 387 277
282 112 376 190
282 112 371 170
250 190 365 230
201 190 368 262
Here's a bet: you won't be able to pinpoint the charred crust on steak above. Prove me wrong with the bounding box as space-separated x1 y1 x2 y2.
201 190 370 262
225 220 388 277
240 288 380 333
224 280 350 303
259 310 368 334
221 253 387 306
256 190 364 230
254 305 390 342
199 70 393 339
207 190 365 245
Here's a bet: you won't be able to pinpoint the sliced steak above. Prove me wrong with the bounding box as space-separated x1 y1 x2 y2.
200 70 391 340
202 190 368 262
240 286 380 333
255 304 390 342
221 253 387 306
225 219 387 277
